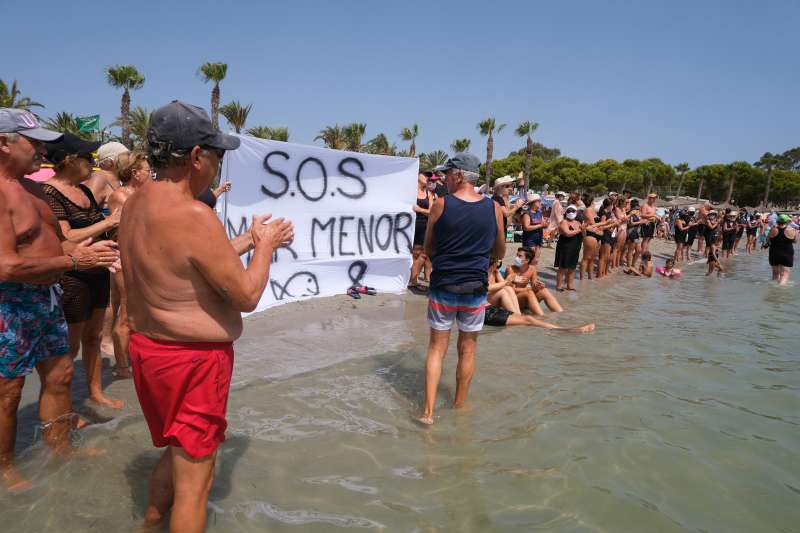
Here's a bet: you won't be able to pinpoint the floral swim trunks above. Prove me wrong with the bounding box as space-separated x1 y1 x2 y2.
0 282 69 379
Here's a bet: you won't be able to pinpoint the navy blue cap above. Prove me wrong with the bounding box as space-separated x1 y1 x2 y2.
440 152 480 173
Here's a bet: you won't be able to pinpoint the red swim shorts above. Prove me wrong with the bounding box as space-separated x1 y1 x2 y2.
129 332 234 458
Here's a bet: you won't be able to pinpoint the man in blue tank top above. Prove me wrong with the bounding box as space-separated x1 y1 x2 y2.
418 153 505 426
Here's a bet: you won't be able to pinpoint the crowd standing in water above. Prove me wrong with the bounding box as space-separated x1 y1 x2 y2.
0 103 797 531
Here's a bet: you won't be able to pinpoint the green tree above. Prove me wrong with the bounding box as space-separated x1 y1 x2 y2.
42 112 93 140
420 150 448 172
219 101 252 133
450 138 471 153
364 133 396 155
725 161 752 204
674 162 690 197
104 65 145 148
315 124 347 150
515 120 539 194
111 106 151 149
478 118 505 183
400 123 419 157
197 62 228 130
246 126 289 141
0 79 44 111
343 122 367 152
754 152 780 207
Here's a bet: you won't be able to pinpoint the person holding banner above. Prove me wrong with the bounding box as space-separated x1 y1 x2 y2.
419 153 505 426
118 101 293 533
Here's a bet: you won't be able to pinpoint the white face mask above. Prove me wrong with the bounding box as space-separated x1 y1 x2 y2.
513 256 523 267
566 212 577 220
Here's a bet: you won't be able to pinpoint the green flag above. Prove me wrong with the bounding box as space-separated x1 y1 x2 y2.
76 115 100 133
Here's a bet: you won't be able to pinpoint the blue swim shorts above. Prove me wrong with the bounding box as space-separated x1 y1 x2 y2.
427 289 487 333
0 283 69 379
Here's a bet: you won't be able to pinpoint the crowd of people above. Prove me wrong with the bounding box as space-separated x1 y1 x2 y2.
0 102 797 532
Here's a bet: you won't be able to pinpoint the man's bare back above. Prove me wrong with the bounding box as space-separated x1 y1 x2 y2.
120 180 245 342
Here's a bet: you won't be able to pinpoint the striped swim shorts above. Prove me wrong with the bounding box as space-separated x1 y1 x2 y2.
427 289 487 333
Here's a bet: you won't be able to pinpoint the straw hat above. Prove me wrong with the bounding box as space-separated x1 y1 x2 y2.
494 175 514 186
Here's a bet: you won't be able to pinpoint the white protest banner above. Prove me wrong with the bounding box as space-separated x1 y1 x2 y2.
221 135 419 313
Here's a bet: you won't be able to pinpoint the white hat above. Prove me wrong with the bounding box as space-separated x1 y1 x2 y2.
688 206 696 212
96 141 129 164
529 193 541 201
608 191 619 196
494 175 514 186
565 204 578 212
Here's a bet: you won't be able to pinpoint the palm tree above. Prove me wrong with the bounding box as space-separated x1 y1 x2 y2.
420 150 449 172
400 123 419 157
478 118 505 182
219 101 252 133
315 124 347 150
364 133 396 155
754 152 778 208
343 122 367 152
128 107 151 149
673 162 690 197
0 79 44 111
43 112 85 138
515 121 539 193
451 138 471 153
246 126 289 141
197 62 228 130
105 65 145 149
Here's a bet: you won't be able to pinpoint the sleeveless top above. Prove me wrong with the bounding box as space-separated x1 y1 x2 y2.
522 208 543 247
430 195 497 291
42 183 109 241
416 195 430 226
771 227 794 254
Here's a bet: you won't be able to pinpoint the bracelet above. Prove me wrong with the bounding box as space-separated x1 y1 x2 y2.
67 254 78 272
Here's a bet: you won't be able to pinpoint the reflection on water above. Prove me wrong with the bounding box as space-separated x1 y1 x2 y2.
2 253 799 532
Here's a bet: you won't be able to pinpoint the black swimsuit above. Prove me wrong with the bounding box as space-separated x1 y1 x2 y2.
769 227 794 268
413 195 430 246
41 183 111 324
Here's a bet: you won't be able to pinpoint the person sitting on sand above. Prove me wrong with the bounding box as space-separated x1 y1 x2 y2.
657 257 682 277
624 251 653 277
487 258 522 314
483 304 595 332
506 246 563 314
706 234 725 277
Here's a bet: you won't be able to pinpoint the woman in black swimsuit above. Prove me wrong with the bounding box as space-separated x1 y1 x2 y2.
767 215 797 285
42 134 123 409
596 198 618 279
410 172 434 287
580 193 603 280
721 212 737 258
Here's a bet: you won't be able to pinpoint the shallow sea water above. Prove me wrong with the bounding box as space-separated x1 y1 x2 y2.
2 252 799 532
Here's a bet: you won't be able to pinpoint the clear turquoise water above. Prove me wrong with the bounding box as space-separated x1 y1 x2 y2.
2 251 798 532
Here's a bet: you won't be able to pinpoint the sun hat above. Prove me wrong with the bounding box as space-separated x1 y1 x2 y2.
494 175 514 186
97 141 129 164
529 193 541 201
0 108 63 142
44 133 101 164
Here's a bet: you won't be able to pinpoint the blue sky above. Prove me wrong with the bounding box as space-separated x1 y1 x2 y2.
4 0 798 167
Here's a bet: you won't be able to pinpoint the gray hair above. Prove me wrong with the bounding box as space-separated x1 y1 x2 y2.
461 170 479 184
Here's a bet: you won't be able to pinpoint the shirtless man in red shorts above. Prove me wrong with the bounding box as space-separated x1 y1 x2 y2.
118 101 293 533
0 109 119 490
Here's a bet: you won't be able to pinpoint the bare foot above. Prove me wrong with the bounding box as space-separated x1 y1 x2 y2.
415 415 434 426
89 394 124 409
74 414 92 429
112 366 133 379
2 466 33 492
577 323 596 333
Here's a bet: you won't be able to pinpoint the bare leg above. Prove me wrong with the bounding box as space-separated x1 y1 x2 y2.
453 331 478 409
36 354 74 455
419 329 451 425
82 308 124 408
519 290 545 316
537 288 563 313
565 268 577 290
409 246 423 287
779 266 791 285
0 376 30 491
170 447 216 533
772 265 780 280
423 256 432 283
142 448 175 529
498 286 522 314
111 271 132 378
555 269 564 291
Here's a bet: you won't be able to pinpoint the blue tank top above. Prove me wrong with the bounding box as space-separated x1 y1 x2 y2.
430 195 497 290
522 208 543 247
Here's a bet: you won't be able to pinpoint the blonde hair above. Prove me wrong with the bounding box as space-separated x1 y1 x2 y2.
116 151 148 183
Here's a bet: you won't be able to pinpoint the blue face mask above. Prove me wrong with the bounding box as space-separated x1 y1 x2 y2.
513 256 523 267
